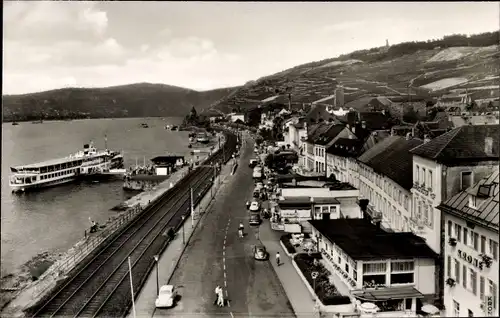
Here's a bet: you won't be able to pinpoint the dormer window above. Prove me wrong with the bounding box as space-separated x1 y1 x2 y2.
469 195 477 209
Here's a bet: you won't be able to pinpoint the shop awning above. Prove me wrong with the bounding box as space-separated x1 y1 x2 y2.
352 286 424 302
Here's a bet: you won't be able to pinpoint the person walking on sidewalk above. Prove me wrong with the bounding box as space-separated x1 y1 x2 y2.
276 251 281 266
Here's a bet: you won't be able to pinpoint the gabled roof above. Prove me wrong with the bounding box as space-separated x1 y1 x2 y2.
315 124 346 145
327 138 363 157
410 124 500 163
438 169 499 232
309 219 438 261
358 136 424 191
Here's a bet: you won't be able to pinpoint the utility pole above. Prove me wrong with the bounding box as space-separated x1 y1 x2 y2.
190 187 195 228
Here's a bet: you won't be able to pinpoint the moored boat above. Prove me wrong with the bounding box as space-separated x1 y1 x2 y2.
9 142 123 192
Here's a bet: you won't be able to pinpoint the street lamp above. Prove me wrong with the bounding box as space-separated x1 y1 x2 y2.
181 215 186 245
153 255 159 297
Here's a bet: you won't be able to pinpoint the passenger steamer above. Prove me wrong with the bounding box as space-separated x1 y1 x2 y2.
9 142 124 192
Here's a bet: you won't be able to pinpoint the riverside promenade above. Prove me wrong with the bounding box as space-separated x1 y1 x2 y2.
0 133 226 318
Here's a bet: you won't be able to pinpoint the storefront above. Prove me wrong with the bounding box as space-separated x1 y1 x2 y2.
309 219 438 316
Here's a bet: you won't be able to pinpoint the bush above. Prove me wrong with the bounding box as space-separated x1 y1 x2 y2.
294 253 350 306
280 234 296 254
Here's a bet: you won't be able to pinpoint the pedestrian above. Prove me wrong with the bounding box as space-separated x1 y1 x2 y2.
217 286 225 307
276 252 281 266
214 285 220 305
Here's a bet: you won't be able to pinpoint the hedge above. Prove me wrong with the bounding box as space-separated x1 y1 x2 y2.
280 234 296 254
294 253 351 306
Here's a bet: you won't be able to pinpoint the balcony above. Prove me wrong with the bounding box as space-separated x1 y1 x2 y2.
412 182 435 199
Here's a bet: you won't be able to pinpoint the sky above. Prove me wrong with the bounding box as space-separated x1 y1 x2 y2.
3 1 499 95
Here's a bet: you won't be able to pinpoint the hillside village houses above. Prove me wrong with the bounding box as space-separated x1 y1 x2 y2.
437 169 499 317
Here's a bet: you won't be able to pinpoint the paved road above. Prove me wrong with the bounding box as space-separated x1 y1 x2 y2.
155 136 295 318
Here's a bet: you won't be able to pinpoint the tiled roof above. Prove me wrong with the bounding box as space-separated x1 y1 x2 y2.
305 104 336 123
358 136 424 190
315 124 346 145
410 124 500 163
306 122 332 142
359 112 392 130
327 138 363 157
438 169 499 231
309 219 438 261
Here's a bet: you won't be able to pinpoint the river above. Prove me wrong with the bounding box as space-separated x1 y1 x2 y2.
1 117 191 277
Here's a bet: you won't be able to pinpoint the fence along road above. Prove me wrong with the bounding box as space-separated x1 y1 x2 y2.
30 131 237 318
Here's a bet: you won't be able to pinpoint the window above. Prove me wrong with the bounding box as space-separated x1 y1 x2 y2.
415 166 420 184
455 224 462 241
420 168 425 186
463 228 468 245
448 221 453 236
391 261 414 272
469 268 477 295
462 264 467 288
468 309 473 317
453 300 460 317
461 171 473 190
489 239 498 261
481 235 486 253
447 256 452 277
473 232 479 251
454 259 460 283
345 263 350 273
480 276 485 301
429 170 433 191
363 262 387 273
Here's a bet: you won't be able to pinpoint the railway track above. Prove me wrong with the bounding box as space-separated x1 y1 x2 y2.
31 131 237 317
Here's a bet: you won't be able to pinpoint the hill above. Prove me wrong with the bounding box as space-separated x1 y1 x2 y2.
2 83 238 122
210 31 499 113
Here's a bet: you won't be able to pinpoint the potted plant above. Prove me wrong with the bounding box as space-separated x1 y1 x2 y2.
446 277 456 287
479 254 493 269
448 237 457 246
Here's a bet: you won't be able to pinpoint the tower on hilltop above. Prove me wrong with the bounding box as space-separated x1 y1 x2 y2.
386 39 389 48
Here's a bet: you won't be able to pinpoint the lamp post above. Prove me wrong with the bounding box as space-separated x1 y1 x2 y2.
153 255 159 297
181 215 186 245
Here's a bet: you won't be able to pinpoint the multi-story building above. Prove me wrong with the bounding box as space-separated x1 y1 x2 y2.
409 124 499 304
357 135 424 234
438 169 499 317
409 124 499 254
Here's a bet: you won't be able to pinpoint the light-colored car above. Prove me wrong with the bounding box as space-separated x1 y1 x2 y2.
155 285 177 308
254 245 269 260
249 201 260 212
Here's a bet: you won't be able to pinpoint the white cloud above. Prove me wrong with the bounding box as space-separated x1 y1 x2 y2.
4 2 108 42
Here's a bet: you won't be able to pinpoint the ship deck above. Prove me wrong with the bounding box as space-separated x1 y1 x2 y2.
12 151 113 169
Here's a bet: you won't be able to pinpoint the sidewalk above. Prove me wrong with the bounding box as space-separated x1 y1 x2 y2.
259 220 319 318
129 161 234 318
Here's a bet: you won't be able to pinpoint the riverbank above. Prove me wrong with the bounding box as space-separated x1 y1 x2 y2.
0 132 226 318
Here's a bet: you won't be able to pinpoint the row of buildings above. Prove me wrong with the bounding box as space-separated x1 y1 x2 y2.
275 109 498 317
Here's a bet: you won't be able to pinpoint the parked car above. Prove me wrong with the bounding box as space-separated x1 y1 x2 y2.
249 213 261 226
253 245 269 260
249 158 258 168
155 285 177 308
249 201 260 212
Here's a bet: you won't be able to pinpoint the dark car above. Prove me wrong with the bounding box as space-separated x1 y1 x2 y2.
249 213 261 226
253 245 269 260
